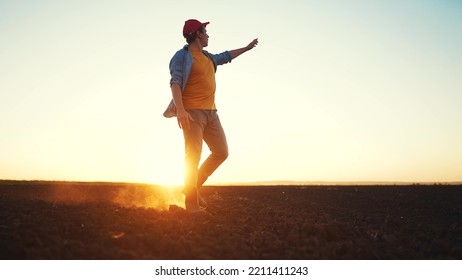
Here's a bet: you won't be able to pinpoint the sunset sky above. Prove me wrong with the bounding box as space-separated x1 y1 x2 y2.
1 0 461 185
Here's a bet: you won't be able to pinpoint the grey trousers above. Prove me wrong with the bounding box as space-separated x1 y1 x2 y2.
183 110 228 196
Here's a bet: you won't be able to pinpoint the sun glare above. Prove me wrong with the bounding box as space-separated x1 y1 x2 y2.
137 165 183 187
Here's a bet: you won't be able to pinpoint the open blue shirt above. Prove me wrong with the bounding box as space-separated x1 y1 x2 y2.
163 45 232 118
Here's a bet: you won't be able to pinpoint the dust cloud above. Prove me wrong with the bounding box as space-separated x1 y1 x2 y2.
31 182 185 210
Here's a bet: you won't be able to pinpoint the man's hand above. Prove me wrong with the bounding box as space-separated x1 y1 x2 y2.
177 109 194 130
246 38 259 51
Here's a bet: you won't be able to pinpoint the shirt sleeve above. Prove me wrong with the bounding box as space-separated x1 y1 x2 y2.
208 51 232 66
169 50 185 87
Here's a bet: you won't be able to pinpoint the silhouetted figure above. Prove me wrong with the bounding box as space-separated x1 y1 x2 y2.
164 19 258 212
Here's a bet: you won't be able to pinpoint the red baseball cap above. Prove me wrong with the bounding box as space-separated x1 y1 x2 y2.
183 19 209 38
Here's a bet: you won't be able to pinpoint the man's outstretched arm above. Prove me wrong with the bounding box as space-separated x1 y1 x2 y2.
229 38 258 60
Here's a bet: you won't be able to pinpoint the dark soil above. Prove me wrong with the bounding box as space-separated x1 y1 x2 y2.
0 181 461 259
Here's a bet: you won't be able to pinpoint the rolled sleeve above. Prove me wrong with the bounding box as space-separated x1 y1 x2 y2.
207 51 232 66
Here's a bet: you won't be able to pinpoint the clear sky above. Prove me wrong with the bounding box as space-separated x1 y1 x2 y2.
1 0 461 185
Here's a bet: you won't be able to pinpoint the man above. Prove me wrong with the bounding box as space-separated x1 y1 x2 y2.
164 19 258 213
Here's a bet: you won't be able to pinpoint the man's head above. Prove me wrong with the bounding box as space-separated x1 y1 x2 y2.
183 19 209 46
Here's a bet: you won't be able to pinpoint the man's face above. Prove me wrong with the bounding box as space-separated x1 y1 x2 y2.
199 28 209 47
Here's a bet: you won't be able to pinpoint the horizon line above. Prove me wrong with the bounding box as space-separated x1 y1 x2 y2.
1 179 461 186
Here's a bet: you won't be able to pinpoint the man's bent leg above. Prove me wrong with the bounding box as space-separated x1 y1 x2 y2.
197 112 228 193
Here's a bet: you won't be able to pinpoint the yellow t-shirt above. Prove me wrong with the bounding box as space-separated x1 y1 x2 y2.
182 50 216 110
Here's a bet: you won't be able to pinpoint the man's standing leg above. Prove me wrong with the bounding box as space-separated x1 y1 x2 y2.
183 110 205 211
